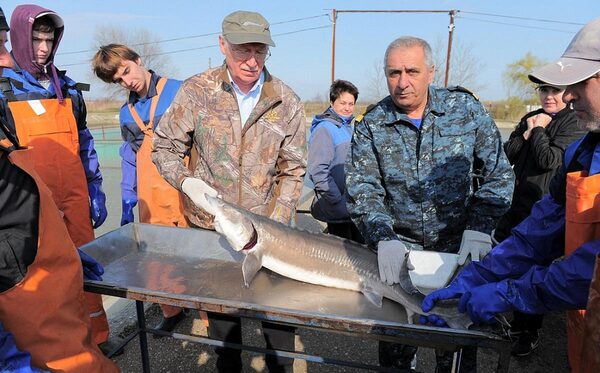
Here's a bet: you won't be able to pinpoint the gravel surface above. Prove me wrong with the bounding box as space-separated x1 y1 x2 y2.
106 302 569 372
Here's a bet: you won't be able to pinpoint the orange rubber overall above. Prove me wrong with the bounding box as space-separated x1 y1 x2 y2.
565 170 600 372
0 147 118 372
10 98 109 345
127 78 187 318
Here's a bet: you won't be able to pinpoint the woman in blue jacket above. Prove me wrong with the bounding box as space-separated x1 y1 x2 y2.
308 80 363 243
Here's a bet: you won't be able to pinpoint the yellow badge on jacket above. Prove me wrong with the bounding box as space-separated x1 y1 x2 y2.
264 110 280 123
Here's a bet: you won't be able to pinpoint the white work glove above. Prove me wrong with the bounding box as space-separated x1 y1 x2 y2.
457 229 492 265
377 240 409 285
181 177 219 215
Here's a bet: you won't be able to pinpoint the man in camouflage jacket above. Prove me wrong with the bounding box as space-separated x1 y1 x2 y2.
152 11 306 373
345 36 514 371
152 18 306 230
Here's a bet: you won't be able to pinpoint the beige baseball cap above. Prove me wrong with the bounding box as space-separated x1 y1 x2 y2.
529 17 600 86
222 11 275 47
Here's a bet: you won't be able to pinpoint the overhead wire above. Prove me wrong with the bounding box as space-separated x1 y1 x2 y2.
58 10 587 68
459 11 585 26
60 24 332 67
58 13 330 56
457 15 578 34
143 25 333 57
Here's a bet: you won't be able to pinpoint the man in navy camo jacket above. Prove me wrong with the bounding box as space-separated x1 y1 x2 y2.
345 35 514 372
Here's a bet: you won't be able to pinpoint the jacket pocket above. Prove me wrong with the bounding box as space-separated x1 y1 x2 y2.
0 232 35 293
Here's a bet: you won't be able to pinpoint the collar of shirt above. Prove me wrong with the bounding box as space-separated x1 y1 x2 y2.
576 132 600 176
227 70 264 128
128 70 159 105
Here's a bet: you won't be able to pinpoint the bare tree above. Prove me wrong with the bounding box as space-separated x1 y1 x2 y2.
432 36 485 92
89 25 178 99
365 59 388 102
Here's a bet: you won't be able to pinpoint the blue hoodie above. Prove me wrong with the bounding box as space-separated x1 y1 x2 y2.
307 107 354 223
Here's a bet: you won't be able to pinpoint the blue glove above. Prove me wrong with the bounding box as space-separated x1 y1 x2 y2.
418 314 447 327
422 285 464 314
0 321 46 372
457 281 513 324
120 199 137 226
421 261 492 313
88 183 107 228
77 249 104 281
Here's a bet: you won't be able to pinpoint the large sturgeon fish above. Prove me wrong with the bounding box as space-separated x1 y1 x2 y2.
207 196 472 329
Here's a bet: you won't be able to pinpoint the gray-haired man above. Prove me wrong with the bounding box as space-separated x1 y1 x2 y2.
346 35 514 371
153 10 306 373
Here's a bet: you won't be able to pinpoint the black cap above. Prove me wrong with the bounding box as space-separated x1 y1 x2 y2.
0 7 8 32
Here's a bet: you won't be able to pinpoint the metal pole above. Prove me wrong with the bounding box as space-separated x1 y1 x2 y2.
330 9 456 86
331 9 337 83
136 300 151 373
444 10 456 87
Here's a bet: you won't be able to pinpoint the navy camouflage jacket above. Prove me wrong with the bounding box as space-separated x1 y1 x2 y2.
345 86 514 252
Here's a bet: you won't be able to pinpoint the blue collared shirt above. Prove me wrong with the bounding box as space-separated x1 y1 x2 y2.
228 70 264 128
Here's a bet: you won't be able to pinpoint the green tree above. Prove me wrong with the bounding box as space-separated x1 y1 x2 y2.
503 52 546 103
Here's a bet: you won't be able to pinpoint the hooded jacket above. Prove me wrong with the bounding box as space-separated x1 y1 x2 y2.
3 5 103 192
308 107 354 223
10 4 65 102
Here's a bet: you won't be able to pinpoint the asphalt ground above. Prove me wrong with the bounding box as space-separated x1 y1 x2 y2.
93 124 569 372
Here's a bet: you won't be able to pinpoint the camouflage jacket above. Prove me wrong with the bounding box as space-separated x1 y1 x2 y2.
345 86 514 252
152 65 306 229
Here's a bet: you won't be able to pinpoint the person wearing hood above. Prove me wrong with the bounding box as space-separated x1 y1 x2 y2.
0 6 118 372
0 5 118 356
308 79 364 243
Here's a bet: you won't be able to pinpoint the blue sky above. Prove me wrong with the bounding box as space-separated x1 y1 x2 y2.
3 1 599 102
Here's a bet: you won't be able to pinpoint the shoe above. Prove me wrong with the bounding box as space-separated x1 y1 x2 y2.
511 330 540 357
98 338 125 357
152 311 186 339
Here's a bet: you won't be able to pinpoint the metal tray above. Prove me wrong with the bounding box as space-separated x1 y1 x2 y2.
80 223 508 350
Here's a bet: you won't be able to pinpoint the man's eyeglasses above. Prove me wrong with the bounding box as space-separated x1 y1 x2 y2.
230 47 271 62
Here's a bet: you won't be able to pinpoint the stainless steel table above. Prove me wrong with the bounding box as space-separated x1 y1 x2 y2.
80 223 511 372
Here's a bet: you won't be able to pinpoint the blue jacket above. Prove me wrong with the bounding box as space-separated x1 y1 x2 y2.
308 107 353 223
119 72 182 202
0 66 102 190
346 86 514 252
457 132 599 313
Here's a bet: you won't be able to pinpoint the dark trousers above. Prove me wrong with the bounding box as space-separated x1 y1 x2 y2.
379 342 477 372
207 312 295 372
326 221 365 244
511 311 544 332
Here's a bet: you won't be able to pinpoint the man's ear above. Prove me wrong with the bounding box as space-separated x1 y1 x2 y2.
218 35 227 55
428 65 435 84
135 57 142 66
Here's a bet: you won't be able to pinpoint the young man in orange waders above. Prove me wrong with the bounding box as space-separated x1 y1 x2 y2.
4 5 119 355
422 16 600 373
0 7 118 372
92 44 189 334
